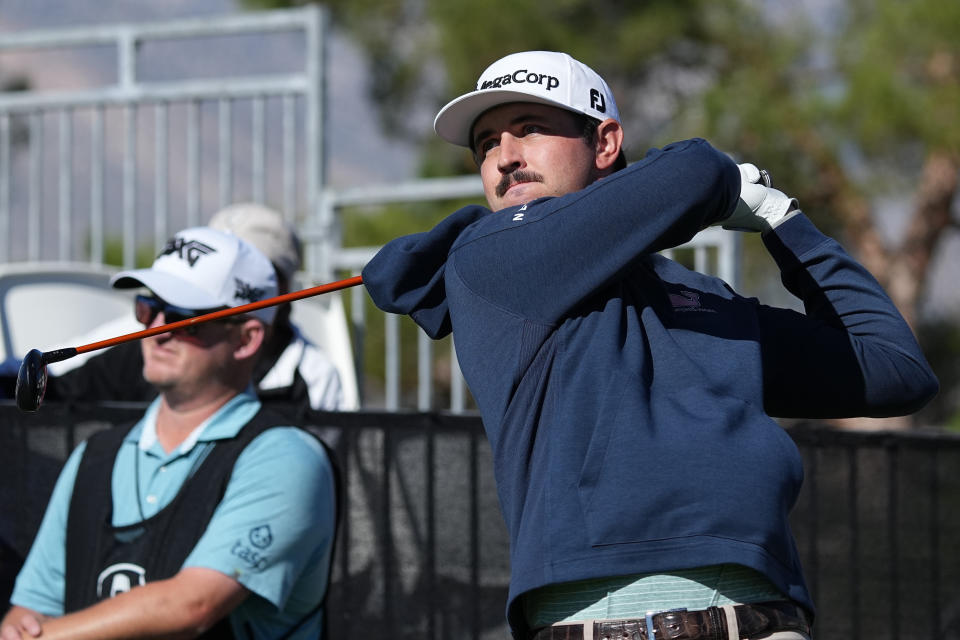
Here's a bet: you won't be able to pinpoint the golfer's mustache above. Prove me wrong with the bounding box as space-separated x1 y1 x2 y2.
496 170 544 198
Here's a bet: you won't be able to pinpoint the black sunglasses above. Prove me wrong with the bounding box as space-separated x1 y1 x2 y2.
134 294 242 335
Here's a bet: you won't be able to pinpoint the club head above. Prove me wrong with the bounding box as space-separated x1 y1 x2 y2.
15 349 47 412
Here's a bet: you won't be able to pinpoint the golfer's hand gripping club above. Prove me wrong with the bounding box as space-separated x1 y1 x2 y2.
720 163 799 233
14 275 364 412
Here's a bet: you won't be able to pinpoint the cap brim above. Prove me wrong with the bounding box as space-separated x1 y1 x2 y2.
110 269 220 310
434 89 581 148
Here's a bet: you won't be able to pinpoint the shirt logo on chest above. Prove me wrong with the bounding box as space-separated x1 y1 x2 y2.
669 290 716 314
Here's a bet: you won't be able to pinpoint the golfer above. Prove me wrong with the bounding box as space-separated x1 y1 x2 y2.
361 51 938 639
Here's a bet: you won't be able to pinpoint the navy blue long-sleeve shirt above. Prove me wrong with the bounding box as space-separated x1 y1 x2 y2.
362 138 938 637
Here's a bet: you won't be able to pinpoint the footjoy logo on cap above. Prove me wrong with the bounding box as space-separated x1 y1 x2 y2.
590 88 606 113
479 68 561 92
160 237 216 267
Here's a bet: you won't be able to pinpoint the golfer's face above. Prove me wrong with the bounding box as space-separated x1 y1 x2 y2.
472 103 598 211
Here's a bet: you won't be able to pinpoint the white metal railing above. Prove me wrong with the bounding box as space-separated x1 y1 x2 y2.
0 10 741 413
0 6 326 266
319 176 741 413
315 175 487 412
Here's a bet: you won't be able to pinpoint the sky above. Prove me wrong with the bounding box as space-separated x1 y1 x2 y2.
0 0 419 188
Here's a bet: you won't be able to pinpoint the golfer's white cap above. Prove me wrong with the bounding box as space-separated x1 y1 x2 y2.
434 50 620 148
111 226 278 324
208 202 302 282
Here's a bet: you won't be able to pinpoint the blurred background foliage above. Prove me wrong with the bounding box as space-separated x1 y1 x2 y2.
242 0 959 426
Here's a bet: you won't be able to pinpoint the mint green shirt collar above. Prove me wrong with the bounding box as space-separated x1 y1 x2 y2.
124 391 262 458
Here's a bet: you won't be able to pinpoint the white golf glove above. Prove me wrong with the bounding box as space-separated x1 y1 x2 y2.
720 163 799 233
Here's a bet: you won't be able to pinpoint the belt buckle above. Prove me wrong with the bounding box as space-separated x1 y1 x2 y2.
645 608 687 639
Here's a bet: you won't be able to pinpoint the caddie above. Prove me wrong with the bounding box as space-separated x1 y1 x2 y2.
2 227 338 640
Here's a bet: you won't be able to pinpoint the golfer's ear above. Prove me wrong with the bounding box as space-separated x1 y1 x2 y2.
234 319 266 360
594 118 623 172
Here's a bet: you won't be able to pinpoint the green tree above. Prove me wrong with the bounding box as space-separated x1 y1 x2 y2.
242 0 959 423
243 0 956 316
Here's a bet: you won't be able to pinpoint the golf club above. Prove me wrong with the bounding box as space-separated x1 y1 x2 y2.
14 274 364 412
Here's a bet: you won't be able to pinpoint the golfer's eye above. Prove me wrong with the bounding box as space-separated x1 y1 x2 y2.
478 137 498 155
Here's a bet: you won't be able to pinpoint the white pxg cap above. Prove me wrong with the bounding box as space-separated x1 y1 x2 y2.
434 50 620 148
110 226 279 324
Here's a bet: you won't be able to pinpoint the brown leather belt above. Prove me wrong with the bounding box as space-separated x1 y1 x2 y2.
530 600 811 640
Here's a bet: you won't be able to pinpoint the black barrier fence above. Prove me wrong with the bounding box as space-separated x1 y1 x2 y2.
1 402 959 640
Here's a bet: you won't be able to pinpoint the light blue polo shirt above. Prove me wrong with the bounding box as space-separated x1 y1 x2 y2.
11 392 336 639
